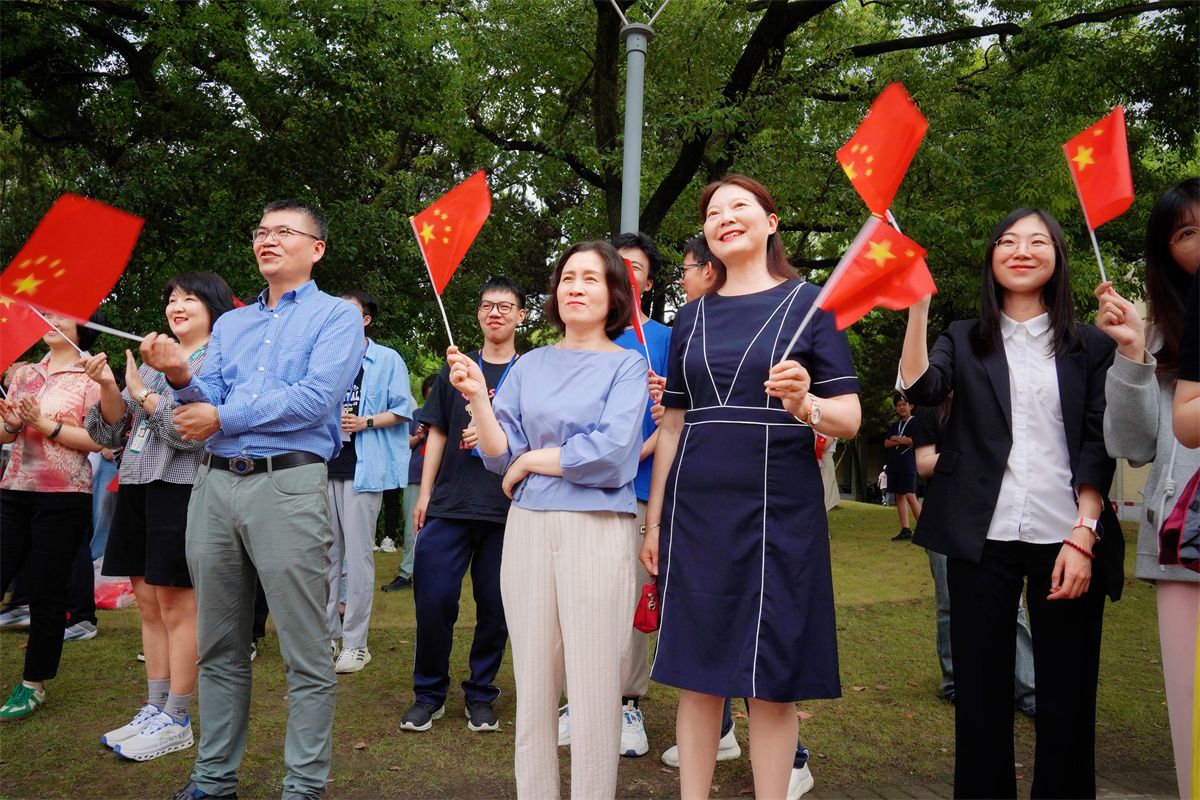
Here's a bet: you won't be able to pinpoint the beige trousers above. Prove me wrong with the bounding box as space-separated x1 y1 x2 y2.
619 502 652 698
501 506 636 800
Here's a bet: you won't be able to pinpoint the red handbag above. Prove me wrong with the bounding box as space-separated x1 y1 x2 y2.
633 579 659 633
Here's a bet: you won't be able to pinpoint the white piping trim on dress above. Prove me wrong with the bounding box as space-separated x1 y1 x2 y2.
767 287 804 409
722 285 803 408
751 424 769 697
682 302 702 406
650 423 692 678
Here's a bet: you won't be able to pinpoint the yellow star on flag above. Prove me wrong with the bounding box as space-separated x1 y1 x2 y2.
12 274 44 296
865 239 896 269
1071 145 1095 171
841 161 858 180
419 222 436 244
0 296 12 308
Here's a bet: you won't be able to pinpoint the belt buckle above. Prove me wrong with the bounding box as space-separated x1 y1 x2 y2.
229 456 255 475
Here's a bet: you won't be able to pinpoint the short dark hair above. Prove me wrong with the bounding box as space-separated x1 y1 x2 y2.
697 175 800 292
973 208 1079 357
77 307 106 353
477 276 526 308
421 373 436 398
262 198 328 241
543 240 635 341
1145 177 1200 377
340 289 380 322
162 271 236 333
611 231 663 281
683 233 724 271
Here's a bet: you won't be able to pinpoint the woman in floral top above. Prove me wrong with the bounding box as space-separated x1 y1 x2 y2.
83 271 234 761
0 311 104 720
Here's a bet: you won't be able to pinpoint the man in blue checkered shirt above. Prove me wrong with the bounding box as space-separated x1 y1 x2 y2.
142 199 363 800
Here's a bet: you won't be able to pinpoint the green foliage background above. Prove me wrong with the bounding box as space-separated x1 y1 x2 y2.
2 0 1197 485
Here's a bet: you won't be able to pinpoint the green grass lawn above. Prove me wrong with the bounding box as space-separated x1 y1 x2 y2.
0 501 1170 799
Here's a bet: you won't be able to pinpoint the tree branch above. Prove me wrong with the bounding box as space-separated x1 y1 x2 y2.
470 114 604 188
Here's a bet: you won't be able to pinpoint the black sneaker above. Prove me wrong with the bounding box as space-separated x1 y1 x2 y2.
400 701 444 732
464 700 499 732
381 575 412 592
891 528 912 541
169 781 238 800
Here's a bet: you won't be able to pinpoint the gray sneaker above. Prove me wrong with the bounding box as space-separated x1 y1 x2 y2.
64 621 97 641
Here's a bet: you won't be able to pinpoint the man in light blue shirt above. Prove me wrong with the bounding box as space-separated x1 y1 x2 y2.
142 199 363 800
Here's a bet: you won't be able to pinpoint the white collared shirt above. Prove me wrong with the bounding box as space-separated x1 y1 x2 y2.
986 313 1077 545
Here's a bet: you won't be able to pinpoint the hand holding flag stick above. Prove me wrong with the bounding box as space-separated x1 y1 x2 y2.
622 257 651 363
1063 106 1135 284
410 171 493 348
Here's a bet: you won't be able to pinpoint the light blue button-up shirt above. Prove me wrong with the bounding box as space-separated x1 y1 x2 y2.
174 280 364 460
350 338 415 492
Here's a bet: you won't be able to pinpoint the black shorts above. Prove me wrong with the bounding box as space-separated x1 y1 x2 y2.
885 470 917 495
101 481 194 588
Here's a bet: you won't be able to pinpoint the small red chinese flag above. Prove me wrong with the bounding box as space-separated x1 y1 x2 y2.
817 216 936 330
623 257 648 349
0 194 143 321
1063 106 1134 230
836 83 928 217
410 171 492 294
0 295 52 374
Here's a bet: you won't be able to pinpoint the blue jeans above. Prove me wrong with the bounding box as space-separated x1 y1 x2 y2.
927 549 1036 713
411 517 507 705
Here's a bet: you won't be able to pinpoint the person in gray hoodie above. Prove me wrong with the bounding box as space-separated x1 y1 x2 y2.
1095 176 1199 800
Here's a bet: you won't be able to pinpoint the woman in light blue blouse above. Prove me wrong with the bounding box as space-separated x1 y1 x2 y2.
448 240 649 799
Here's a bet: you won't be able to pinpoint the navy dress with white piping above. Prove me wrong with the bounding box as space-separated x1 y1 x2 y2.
651 280 859 702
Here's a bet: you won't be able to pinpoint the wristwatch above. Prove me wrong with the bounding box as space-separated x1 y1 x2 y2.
136 387 155 404
1074 515 1101 540
365 417 375 429
805 397 822 427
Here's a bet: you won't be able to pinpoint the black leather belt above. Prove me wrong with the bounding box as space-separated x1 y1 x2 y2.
202 451 323 476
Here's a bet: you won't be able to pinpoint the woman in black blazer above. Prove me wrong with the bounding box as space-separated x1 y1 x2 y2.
899 208 1117 800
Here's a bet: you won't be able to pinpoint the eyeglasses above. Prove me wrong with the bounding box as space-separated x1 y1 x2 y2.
993 236 1054 253
1170 226 1200 252
478 301 518 315
678 262 707 274
250 226 322 245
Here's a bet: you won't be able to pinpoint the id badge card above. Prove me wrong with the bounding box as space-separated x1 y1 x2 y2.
128 420 152 454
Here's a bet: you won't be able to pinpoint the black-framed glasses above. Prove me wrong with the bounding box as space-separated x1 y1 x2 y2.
678 262 707 275
250 226 322 244
478 301 518 315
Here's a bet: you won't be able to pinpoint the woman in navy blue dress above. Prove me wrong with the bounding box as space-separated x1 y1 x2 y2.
641 175 861 799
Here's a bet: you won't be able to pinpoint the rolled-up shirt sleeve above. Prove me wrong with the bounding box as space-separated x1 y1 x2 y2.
560 357 648 489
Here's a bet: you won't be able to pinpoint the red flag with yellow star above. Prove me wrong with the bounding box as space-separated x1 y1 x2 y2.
0 295 52 374
0 194 143 320
410 171 492 295
836 83 928 217
816 216 936 330
1063 107 1134 230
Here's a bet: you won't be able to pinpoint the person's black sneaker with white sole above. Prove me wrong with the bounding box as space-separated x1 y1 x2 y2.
400 701 445 732
464 700 499 732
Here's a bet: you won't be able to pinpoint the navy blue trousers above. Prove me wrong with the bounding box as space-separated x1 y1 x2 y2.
412 517 507 705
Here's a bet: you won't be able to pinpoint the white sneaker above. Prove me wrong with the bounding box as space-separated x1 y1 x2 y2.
557 705 570 746
620 701 649 757
379 537 397 553
660 720 741 767
101 704 161 748
113 712 194 761
335 647 372 674
787 763 815 800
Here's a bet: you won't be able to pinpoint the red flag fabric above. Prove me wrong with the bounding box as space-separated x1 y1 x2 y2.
410 171 492 294
836 83 928 217
0 194 143 320
817 217 937 330
0 295 52 374
1063 106 1134 230
623 257 648 348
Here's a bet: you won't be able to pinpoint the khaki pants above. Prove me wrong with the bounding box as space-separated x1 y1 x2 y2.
186 462 336 799
501 506 635 800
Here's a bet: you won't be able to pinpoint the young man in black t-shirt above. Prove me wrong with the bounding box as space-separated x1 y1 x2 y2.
400 277 526 734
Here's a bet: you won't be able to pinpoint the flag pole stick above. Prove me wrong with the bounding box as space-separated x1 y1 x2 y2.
80 319 145 343
1087 227 1109 285
410 217 456 350
27 306 86 357
780 217 878 362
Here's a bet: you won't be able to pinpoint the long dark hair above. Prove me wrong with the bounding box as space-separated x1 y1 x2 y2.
543 240 635 341
1145 177 1200 378
698 175 800 292
971 208 1080 356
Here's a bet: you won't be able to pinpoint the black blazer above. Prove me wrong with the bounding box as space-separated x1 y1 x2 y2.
905 319 1124 600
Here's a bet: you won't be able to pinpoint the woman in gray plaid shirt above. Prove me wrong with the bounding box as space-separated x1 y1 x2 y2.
82 271 235 763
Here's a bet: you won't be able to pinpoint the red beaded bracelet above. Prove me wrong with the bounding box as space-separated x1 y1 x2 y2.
1061 538 1095 560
